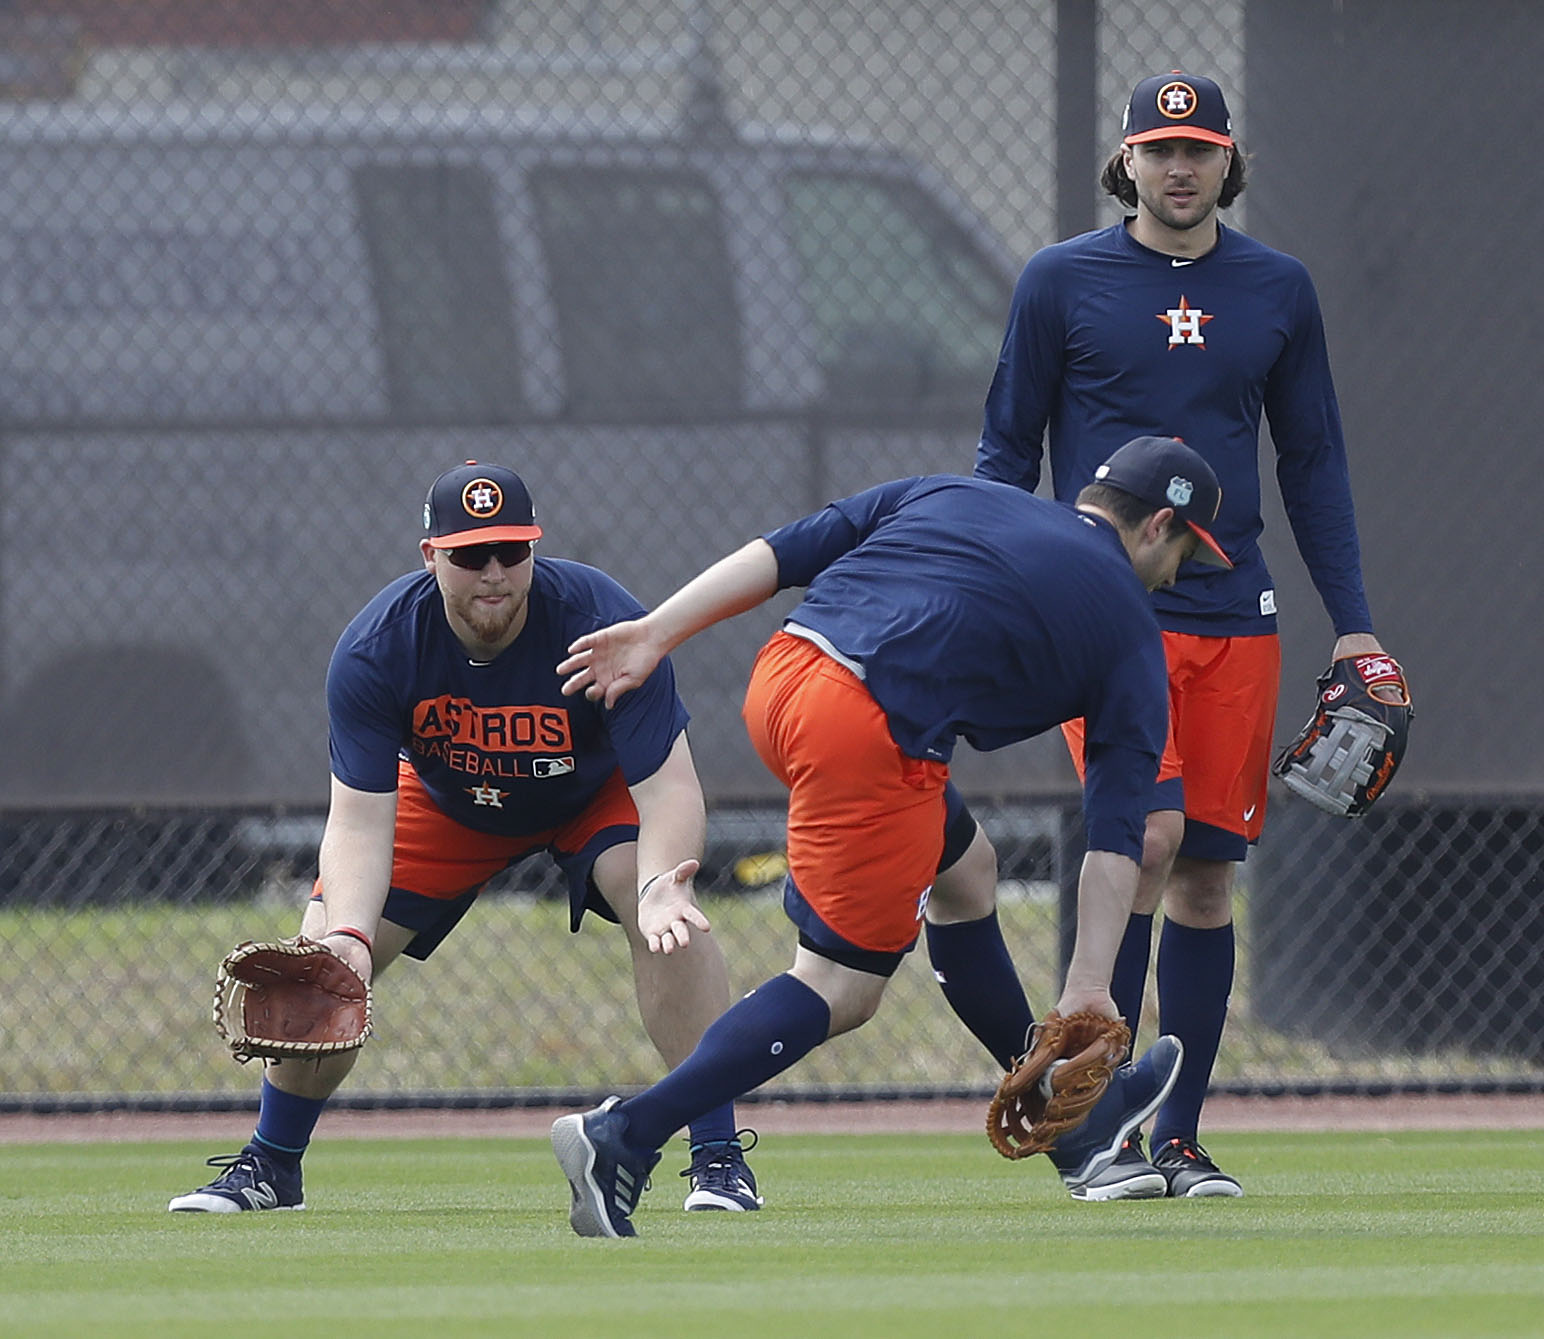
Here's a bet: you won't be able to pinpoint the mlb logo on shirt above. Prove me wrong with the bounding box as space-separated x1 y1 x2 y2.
531 756 575 777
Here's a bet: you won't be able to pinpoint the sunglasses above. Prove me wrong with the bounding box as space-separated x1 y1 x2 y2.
443 541 533 571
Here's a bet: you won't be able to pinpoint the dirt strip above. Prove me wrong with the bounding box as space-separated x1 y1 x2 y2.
2 1092 1542 1144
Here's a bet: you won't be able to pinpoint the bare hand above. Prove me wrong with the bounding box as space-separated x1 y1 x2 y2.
1050 984 1119 1022
557 619 664 707
637 859 710 954
319 931 374 985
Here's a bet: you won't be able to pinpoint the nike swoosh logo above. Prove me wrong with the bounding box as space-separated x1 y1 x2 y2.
1243 805 1257 821
1171 258 1195 267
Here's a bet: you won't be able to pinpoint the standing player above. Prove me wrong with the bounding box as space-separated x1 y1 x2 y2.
977 72 1396 1198
547 436 1229 1236
169 461 759 1215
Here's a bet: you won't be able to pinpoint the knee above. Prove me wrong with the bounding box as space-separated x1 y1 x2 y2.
830 991 884 1036
791 951 888 1037
1142 810 1185 876
1164 857 1235 927
926 826 998 924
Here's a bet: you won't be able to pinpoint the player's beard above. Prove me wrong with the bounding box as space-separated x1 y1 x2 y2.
448 585 528 653
1136 172 1224 233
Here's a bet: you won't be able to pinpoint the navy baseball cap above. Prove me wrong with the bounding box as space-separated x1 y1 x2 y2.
1122 72 1234 147
1093 436 1232 569
423 461 543 548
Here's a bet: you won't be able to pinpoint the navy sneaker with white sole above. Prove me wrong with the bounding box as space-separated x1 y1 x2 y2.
168 1145 304 1212
1048 1035 1183 1201
551 1096 661 1238
681 1131 763 1211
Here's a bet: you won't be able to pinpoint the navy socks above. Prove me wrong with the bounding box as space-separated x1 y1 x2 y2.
924 911 1034 1069
1152 919 1235 1144
619 973 831 1154
685 1103 737 1148
1110 912 1155 1056
251 1075 327 1165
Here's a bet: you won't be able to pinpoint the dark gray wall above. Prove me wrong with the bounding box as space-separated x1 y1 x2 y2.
1245 0 1544 793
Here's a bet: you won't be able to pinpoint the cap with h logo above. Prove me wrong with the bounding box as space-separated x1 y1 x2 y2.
1122 72 1234 147
423 461 543 549
1092 436 1232 569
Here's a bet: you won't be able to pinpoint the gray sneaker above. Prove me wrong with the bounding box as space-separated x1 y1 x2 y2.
1065 1130 1167 1202
1153 1136 1244 1198
1047 1036 1183 1201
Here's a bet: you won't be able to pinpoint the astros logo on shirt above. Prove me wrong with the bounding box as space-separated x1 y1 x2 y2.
1157 295 1214 348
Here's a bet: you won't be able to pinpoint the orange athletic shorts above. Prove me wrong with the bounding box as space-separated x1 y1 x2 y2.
742 630 949 955
311 758 639 956
1062 631 1280 862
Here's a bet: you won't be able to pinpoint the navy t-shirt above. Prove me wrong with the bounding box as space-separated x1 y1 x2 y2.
326 559 688 835
764 475 1168 861
977 221 1372 637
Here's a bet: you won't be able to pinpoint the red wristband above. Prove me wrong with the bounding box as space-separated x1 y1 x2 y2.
327 925 374 953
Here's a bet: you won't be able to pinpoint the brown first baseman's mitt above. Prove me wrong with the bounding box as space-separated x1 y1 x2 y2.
1273 652 1413 818
213 936 372 1064
986 1010 1130 1159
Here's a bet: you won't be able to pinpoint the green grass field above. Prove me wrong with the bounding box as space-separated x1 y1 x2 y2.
5 1130 1543 1338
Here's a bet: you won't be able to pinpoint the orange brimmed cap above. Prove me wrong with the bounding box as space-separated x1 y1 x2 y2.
1092 436 1232 570
1122 72 1234 148
423 461 543 548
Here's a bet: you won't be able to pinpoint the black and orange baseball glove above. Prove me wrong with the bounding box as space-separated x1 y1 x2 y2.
1273 653 1413 818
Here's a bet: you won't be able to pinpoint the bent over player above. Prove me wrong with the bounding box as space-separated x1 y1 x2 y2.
977 72 1399 1197
547 436 1229 1237
170 461 759 1214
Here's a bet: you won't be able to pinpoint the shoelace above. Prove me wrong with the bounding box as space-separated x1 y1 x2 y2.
680 1129 759 1186
204 1151 265 1178
1161 1137 1220 1170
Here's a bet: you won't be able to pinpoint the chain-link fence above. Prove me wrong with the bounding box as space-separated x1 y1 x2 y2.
1 0 1541 1109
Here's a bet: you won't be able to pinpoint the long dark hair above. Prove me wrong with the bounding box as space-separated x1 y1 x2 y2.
1099 143 1247 210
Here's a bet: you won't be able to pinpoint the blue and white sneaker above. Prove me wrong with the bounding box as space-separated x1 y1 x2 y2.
167 1145 305 1212
551 1096 661 1238
681 1131 763 1211
1048 1035 1183 1201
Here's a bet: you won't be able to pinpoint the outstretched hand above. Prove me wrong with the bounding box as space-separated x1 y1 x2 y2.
557 619 664 707
637 859 711 954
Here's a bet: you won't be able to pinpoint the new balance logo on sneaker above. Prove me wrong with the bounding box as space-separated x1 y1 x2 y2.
237 1181 282 1211
681 1131 763 1212
167 1147 305 1213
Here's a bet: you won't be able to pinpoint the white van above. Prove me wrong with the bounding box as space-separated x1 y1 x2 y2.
0 99 1017 806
